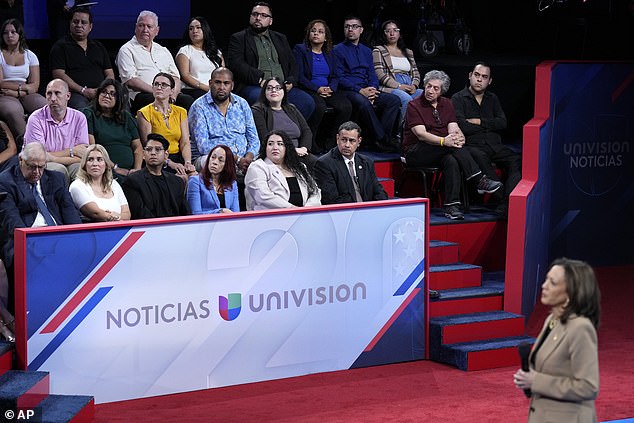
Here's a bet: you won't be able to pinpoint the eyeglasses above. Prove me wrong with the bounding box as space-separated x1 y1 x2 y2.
384 28 400 34
432 108 442 125
99 90 116 98
144 146 165 153
24 161 46 172
152 82 171 89
251 11 272 19
266 85 283 92
344 24 362 30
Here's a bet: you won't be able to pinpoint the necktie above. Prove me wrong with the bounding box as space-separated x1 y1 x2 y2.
347 160 363 202
32 184 57 226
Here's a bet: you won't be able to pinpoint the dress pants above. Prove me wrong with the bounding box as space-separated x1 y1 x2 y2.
342 90 400 145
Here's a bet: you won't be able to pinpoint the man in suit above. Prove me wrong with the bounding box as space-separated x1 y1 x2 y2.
226 1 315 121
122 133 190 219
314 121 388 204
0 142 81 267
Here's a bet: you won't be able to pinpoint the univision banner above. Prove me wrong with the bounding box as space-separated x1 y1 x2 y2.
20 200 427 403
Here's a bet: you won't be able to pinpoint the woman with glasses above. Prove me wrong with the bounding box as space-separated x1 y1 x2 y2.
82 78 142 180
292 19 351 152
245 130 320 210
0 18 47 139
69 144 130 222
176 16 224 100
251 77 317 170
372 20 423 125
137 72 196 178
187 145 239 214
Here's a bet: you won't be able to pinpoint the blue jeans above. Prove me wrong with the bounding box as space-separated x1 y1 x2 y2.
392 73 424 123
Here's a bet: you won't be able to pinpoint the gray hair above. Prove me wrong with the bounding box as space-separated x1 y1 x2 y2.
337 121 362 136
423 70 451 94
20 142 47 161
137 10 159 26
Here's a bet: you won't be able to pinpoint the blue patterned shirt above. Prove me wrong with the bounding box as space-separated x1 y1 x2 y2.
188 92 260 159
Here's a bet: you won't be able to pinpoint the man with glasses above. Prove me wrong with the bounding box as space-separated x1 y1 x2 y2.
403 70 502 220
116 10 194 114
227 2 315 121
333 16 401 153
315 121 387 204
122 133 190 219
451 62 521 219
189 67 259 173
23 79 89 185
49 6 114 109
0 142 81 273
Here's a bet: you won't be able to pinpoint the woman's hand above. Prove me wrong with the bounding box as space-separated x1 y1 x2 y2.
513 369 535 392
318 86 332 98
295 147 308 156
169 160 187 175
219 208 233 214
184 161 197 174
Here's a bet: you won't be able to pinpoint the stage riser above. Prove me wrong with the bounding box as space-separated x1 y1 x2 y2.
433 315 526 345
430 241 460 265
0 343 12 377
0 371 94 422
430 296 503 318
430 265 482 290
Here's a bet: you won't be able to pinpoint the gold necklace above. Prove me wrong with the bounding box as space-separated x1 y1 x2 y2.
153 103 172 120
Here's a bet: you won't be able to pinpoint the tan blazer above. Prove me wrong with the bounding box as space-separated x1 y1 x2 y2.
244 158 321 210
528 314 599 423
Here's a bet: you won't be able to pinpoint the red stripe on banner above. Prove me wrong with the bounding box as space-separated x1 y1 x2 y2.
40 231 145 334
611 70 634 103
364 288 421 352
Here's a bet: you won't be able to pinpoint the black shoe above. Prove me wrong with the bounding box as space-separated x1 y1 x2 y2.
429 289 440 299
444 205 464 220
476 176 503 194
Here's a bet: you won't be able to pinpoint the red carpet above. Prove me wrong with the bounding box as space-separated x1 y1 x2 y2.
94 265 634 422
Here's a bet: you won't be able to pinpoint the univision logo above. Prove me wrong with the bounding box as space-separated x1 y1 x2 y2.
219 293 242 321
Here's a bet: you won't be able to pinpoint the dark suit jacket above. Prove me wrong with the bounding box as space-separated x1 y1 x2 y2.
121 168 190 219
292 43 339 93
227 27 298 91
314 147 388 204
528 314 599 423
0 163 81 264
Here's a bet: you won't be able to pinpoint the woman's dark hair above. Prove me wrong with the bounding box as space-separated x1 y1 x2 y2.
1 18 28 52
380 20 407 56
92 78 127 124
303 19 333 53
550 257 601 329
153 72 175 89
257 77 288 106
200 144 237 191
259 130 318 197
182 16 222 68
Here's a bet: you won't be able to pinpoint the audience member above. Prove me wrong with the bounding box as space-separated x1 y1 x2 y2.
0 142 81 270
513 258 600 423
83 78 142 179
0 120 17 172
176 16 224 100
251 77 317 170
187 145 239 214
46 0 72 41
137 72 196 178
245 130 320 210
116 10 194 114
0 18 47 139
333 16 400 152
227 2 315 121
189 67 259 174
69 144 130 222
403 70 502 220
24 78 89 184
293 19 352 153
50 6 114 109
122 133 190 219
314 120 388 204
373 20 423 125
451 62 522 218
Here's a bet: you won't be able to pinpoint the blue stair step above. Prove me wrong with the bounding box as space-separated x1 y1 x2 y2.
431 310 523 326
37 394 94 423
0 370 49 409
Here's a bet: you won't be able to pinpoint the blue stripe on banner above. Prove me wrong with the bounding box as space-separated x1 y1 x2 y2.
30 287 112 370
394 258 425 296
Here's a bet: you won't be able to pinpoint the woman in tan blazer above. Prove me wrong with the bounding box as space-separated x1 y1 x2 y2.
514 258 601 423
